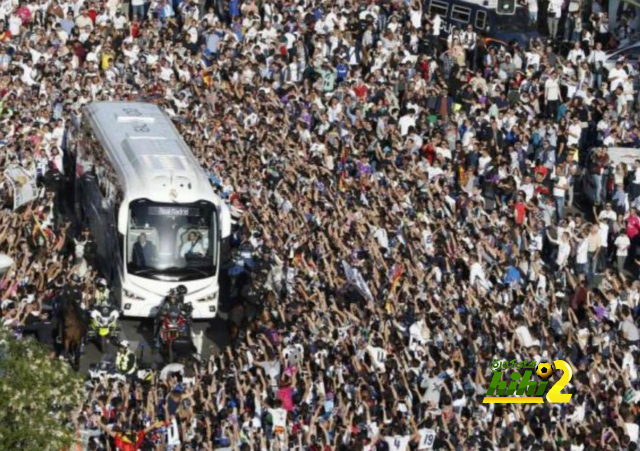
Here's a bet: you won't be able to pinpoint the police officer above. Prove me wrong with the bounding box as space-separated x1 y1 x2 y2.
176 285 187 304
157 289 179 320
61 274 84 306
175 284 193 321
154 289 179 346
94 278 111 307
115 340 137 376
43 161 65 219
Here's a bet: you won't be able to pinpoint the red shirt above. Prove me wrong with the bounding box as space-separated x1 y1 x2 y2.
354 83 368 100
87 8 98 24
420 60 429 79
114 431 145 451
628 215 640 239
514 202 526 226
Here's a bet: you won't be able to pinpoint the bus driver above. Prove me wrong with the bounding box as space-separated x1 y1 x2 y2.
180 231 205 259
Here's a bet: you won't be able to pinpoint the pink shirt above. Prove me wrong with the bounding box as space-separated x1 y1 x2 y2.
277 386 294 412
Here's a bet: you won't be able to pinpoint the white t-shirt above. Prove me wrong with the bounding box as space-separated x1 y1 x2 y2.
516 325 534 347
478 155 492 175
545 78 561 101
366 345 387 372
384 435 412 451
399 115 416 136
8 15 21 36
418 429 436 450
615 235 631 256
599 209 617 222
599 223 609 248
626 422 639 443
576 239 589 264
609 67 628 91
557 241 571 267
548 0 563 18
567 123 582 146
432 15 441 36
268 408 287 432
553 175 568 197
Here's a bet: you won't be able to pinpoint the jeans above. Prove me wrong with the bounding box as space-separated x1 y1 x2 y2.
132 3 145 20
530 11 538 26
567 183 574 208
548 17 560 39
630 183 640 203
564 18 574 40
618 255 626 273
555 195 565 221
587 251 598 285
592 174 603 205
546 99 559 119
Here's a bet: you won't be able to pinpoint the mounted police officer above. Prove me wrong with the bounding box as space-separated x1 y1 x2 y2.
61 274 84 306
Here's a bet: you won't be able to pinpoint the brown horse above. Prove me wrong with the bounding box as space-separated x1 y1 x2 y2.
60 298 87 371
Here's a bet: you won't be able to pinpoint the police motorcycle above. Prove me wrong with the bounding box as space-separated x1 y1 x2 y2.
87 279 121 352
156 286 196 363
88 340 154 383
88 306 120 352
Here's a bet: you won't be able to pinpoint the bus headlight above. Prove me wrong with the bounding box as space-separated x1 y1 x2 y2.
197 293 217 303
123 289 145 301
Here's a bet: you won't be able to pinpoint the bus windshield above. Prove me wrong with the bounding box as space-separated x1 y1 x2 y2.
127 199 218 281
494 9 531 33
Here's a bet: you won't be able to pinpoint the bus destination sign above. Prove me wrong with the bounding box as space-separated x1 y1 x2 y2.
148 206 200 217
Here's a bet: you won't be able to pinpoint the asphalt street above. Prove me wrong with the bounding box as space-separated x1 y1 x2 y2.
80 317 231 373
79 272 235 373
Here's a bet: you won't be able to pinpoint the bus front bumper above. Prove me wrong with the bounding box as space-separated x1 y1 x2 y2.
121 298 219 319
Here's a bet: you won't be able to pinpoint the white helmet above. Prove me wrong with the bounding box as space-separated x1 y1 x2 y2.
119 340 129 349
97 278 107 287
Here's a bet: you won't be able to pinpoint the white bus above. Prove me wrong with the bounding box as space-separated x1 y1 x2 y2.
67 102 231 319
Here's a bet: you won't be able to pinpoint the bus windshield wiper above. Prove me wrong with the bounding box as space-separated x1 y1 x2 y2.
162 266 212 277
130 268 161 276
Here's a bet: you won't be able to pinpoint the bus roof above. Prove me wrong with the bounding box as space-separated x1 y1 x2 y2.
429 0 520 11
82 102 221 206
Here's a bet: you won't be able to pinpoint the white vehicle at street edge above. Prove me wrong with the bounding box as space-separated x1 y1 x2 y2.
603 42 640 72
67 102 231 319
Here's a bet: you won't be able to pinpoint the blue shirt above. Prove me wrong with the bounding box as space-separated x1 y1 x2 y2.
60 18 74 34
336 64 348 82
229 0 240 17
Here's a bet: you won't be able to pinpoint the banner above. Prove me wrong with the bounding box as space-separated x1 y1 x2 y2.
606 147 640 166
342 261 374 303
4 165 38 209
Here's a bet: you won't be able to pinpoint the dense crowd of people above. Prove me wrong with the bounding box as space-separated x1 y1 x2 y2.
2 0 640 449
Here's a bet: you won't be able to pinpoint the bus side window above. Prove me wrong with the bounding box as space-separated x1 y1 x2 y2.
475 10 487 29
428 0 449 19
451 5 471 24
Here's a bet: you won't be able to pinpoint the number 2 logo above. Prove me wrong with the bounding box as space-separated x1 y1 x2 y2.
546 360 573 403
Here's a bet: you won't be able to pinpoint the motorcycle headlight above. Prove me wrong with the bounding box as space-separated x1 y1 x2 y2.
123 289 145 301
197 292 217 303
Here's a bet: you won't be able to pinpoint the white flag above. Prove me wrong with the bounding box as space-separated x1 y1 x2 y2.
4 165 38 210
342 261 374 303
